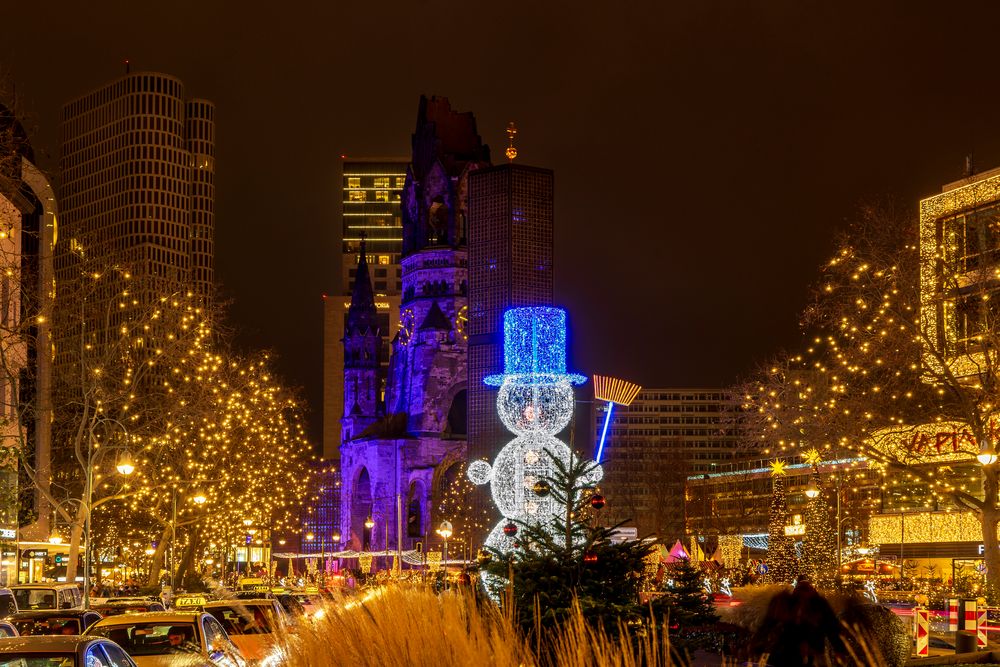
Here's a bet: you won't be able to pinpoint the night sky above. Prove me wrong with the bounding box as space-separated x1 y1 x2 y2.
5 2 1000 444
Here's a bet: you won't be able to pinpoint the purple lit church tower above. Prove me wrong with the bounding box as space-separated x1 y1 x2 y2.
339 97 491 553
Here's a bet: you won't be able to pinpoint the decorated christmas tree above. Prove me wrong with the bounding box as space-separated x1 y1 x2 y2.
801 469 838 589
484 452 654 635
664 556 718 628
766 460 798 584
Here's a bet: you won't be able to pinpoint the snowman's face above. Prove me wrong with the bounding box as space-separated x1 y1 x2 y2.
489 433 574 518
497 378 575 435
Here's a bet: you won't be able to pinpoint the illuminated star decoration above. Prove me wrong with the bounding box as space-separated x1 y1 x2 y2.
770 460 787 476
803 449 823 466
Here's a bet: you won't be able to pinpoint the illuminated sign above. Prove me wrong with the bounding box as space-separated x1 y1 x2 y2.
784 524 806 536
174 595 206 609
22 549 47 560
0 529 15 539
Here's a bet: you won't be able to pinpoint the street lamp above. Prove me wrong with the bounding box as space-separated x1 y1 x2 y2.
436 520 453 566
192 491 207 505
115 452 135 476
48 532 63 546
805 481 820 499
364 516 375 530
978 440 998 466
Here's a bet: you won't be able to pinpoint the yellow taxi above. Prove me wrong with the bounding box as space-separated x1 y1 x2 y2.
202 600 287 664
84 611 246 667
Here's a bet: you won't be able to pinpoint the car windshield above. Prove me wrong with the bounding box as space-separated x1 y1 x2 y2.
13 618 81 636
89 622 199 656
14 590 57 610
0 654 75 667
206 605 277 635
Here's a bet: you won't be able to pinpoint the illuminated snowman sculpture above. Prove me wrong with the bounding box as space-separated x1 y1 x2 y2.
467 307 602 596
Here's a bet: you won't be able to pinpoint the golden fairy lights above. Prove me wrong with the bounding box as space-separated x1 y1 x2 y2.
49 273 309 561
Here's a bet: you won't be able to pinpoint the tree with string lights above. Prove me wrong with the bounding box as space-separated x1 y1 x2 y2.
765 460 797 584
742 198 1000 598
801 464 838 589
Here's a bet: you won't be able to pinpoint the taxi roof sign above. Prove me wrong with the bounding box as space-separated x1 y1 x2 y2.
174 595 207 608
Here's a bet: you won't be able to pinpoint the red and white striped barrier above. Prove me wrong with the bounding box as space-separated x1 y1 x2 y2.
949 598 959 632
914 607 929 656
978 606 988 648
964 599 978 634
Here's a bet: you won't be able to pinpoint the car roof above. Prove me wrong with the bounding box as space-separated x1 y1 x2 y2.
204 599 274 607
89 611 204 626
0 636 106 650
12 584 78 589
10 610 97 619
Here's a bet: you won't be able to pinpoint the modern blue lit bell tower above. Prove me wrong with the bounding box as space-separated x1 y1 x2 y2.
467 154 555 533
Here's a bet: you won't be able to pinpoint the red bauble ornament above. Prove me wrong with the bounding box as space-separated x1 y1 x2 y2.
590 494 606 510
503 522 518 536
583 552 598 564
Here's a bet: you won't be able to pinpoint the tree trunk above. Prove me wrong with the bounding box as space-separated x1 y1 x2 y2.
144 525 171 591
982 468 1000 599
66 506 85 584
175 527 200 590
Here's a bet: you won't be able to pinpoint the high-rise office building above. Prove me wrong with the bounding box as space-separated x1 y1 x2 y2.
322 158 407 460
594 388 747 541
57 71 215 304
54 72 215 480
467 164 554 466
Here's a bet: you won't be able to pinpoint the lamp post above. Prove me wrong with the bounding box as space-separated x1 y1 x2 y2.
436 521 453 567
363 515 374 552
81 418 134 609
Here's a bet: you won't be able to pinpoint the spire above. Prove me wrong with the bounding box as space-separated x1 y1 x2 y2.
346 235 378 334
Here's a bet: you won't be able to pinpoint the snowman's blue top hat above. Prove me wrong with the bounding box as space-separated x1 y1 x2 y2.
483 306 587 387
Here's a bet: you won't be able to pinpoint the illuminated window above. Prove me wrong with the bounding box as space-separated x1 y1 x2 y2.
375 191 389 202
349 191 367 202
379 256 390 265
394 177 406 189
347 178 361 188
374 177 390 188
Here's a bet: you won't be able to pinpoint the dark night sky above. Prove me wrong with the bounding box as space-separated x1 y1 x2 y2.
4 2 1000 444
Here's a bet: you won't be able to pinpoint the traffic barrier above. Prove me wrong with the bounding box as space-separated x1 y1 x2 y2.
978 605 988 648
914 607 929 656
949 598 959 632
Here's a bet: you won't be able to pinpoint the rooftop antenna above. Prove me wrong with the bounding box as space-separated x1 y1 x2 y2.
505 122 517 162
124 59 130 75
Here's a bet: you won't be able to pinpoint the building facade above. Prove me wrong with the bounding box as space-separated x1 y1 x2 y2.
321 158 406 461
594 388 748 542
466 164 555 476
0 103 57 581
53 72 215 484
338 96 490 555
58 71 215 305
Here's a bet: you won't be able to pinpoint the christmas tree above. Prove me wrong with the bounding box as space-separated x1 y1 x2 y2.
801 469 838 589
484 451 654 635
663 556 718 628
766 460 798 584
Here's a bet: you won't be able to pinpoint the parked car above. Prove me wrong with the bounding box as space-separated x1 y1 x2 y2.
85 611 246 667
9 610 103 636
12 584 83 611
203 599 287 663
92 598 166 617
0 635 137 666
